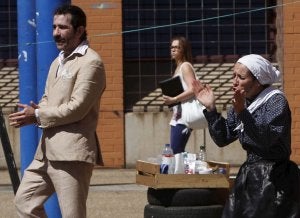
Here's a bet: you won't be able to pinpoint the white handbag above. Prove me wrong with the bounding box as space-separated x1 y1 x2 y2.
181 98 207 129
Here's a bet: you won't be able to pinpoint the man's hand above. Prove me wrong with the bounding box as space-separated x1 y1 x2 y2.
8 102 38 128
30 101 39 109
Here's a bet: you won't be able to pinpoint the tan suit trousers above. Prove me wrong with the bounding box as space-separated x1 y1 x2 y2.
14 159 94 218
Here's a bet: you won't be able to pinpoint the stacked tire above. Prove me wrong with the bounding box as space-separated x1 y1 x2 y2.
144 188 228 218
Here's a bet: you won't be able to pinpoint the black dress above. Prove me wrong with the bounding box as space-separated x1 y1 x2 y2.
204 93 300 218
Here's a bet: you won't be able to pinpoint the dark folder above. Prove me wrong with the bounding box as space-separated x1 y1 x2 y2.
159 76 184 107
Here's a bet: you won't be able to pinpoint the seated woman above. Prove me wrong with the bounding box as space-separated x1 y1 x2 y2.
192 54 300 218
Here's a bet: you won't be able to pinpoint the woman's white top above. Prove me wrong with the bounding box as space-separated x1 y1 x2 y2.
169 62 194 127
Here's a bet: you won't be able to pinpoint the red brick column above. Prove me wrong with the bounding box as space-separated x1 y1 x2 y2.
72 0 124 167
282 0 300 164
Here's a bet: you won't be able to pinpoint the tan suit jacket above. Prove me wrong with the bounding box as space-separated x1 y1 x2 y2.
34 48 106 165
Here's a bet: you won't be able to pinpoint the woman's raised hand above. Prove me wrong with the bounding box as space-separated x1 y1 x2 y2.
192 80 216 111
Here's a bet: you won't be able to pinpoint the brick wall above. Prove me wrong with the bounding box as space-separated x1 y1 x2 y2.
282 0 300 164
72 0 124 167
69 0 300 167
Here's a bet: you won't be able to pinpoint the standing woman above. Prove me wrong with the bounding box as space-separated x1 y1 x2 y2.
163 36 198 154
192 54 300 218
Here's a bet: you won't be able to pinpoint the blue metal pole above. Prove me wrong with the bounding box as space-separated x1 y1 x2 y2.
17 0 38 175
35 1 69 217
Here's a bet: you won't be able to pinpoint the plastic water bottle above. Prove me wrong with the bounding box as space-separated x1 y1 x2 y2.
194 145 208 174
160 144 174 174
183 152 189 174
197 145 207 162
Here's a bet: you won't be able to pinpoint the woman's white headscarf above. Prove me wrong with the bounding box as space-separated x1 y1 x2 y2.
234 54 283 132
237 54 281 85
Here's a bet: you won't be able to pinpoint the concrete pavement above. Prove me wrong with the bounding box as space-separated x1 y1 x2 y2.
0 167 240 218
0 168 148 218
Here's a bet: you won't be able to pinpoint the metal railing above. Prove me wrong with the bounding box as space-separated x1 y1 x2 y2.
0 107 19 194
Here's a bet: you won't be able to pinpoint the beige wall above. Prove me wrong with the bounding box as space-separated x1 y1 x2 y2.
125 111 246 168
0 112 246 169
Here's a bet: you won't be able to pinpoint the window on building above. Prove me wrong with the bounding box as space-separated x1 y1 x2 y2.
124 0 277 112
0 0 17 60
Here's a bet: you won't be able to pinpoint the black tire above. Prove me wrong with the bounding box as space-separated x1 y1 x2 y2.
144 204 224 218
147 188 228 207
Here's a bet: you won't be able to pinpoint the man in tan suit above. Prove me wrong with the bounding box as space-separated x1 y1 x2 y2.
9 5 106 218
